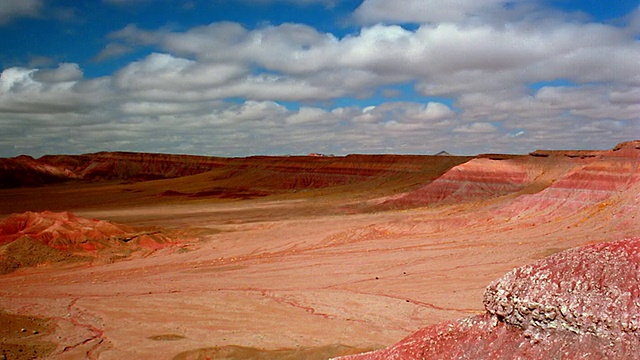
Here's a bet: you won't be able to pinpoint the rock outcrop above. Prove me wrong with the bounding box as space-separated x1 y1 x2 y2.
381 157 540 208
484 237 640 340
338 237 640 359
380 141 640 211
0 155 72 188
0 211 177 273
28 152 230 183
499 140 640 216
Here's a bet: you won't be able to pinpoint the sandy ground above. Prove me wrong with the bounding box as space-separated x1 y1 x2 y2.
0 183 637 359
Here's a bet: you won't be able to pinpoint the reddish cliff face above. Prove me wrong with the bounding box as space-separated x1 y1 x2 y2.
484 237 640 340
0 211 177 273
380 141 640 211
499 140 640 216
339 237 640 360
380 157 539 208
0 153 476 215
0 155 73 188
0 152 233 187
0 152 472 197
38 152 230 182
189 154 470 192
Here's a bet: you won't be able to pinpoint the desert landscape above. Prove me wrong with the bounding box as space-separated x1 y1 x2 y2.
0 140 639 359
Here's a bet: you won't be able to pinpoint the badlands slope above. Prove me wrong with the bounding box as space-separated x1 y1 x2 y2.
0 141 638 359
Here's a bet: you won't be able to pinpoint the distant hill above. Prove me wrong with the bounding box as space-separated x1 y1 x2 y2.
0 152 472 190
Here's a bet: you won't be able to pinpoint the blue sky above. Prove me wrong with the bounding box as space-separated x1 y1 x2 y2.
0 0 639 157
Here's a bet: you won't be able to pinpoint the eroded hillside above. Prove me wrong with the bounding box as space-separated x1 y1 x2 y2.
0 141 638 359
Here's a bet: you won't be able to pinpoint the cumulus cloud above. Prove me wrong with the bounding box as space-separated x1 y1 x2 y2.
108 18 640 101
0 64 109 114
353 0 509 24
2 1 640 157
32 63 84 83
93 43 134 62
353 102 456 126
352 0 589 26
286 107 332 125
0 0 42 24
454 122 498 134
114 53 247 92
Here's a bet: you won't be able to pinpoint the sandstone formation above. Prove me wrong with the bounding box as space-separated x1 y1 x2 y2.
499 140 640 216
381 156 543 208
0 211 133 248
0 155 71 188
381 140 640 212
0 152 471 190
0 211 177 273
338 237 640 359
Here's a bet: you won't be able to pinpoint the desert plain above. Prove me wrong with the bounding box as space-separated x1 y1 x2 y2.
0 140 639 359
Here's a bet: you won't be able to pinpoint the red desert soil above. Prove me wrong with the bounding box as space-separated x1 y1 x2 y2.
339 237 640 359
0 141 638 359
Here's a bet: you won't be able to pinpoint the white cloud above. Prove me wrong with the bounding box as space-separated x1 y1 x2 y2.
109 18 640 101
218 100 288 123
119 101 218 116
2 2 640 157
353 0 509 24
93 43 134 62
350 102 456 129
352 0 591 26
404 102 456 122
109 24 161 46
32 63 84 83
0 65 109 114
286 107 333 125
114 53 247 92
454 122 498 134
0 0 42 24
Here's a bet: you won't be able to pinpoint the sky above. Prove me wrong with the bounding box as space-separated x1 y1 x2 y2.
0 0 639 157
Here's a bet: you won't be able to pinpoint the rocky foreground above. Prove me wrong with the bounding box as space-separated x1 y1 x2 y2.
338 237 640 359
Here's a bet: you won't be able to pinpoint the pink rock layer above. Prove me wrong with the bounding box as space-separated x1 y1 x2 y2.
498 140 640 216
382 140 640 212
381 157 539 208
0 211 173 253
339 237 640 359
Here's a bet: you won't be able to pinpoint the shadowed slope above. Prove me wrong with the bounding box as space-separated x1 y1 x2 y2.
0 152 472 190
0 154 471 214
0 155 72 188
